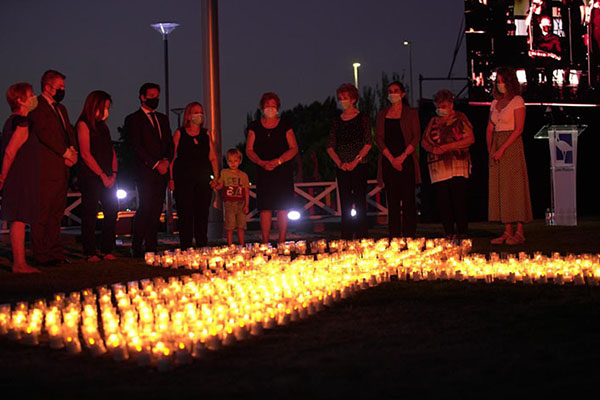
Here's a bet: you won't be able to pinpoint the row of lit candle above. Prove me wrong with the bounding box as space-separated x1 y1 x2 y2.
1 238 598 372
1 238 421 370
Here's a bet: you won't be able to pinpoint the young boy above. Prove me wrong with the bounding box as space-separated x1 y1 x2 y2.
216 148 249 246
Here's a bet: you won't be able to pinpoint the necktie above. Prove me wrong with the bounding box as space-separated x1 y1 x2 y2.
52 102 70 146
150 112 162 139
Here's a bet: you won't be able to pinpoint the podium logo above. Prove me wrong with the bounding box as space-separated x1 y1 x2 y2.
555 133 573 165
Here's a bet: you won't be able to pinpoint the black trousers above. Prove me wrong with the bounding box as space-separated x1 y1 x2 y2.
336 164 368 240
174 180 213 248
434 177 468 237
132 176 167 253
31 177 67 263
80 177 118 255
383 163 416 239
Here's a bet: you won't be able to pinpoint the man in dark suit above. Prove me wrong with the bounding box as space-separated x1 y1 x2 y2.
29 69 78 265
124 82 173 256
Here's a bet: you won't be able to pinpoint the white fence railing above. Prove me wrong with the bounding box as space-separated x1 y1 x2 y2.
246 179 387 222
1 180 389 232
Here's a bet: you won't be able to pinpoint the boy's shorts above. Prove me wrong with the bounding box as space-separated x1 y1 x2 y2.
224 200 247 230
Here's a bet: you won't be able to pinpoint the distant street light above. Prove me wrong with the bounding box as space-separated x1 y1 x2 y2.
353 62 361 89
403 40 414 105
151 21 179 234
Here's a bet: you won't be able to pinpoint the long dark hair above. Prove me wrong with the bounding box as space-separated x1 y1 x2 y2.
78 90 112 131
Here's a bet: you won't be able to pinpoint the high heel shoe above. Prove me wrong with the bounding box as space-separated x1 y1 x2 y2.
490 232 511 244
506 232 526 245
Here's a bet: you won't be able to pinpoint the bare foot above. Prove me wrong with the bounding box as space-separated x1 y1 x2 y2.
13 264 41 274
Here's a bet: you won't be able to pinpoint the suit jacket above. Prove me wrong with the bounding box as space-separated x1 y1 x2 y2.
29 95 76 181
375 105 422 184
123 108 174 183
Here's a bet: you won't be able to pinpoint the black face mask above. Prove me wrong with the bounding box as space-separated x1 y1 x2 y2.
145 97 159 110
53 89 65 103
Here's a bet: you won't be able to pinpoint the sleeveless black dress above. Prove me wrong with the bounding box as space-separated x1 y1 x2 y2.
249 119 294 211
0 115 41 223
173 127 212 186
77 120 114 182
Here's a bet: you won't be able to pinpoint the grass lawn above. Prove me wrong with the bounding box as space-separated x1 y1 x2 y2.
0 219 599 397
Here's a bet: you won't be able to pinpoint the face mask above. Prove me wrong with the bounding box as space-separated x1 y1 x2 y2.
53 89 65 103
145 97 159 110
339 100 352 110
436 108 450 117
263 107 278 118
497 83 507 94
26 96 38 112
191 113 204 125
388 93 402 104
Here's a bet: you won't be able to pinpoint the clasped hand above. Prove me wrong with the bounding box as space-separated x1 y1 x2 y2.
100 173 116 189
338 158 359 171
156 159 169 175
391 154 407 171
64 146 78 166
431 144 449 155
262 159 280 171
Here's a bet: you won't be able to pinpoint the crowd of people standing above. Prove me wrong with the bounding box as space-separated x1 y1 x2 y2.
0 67 533 273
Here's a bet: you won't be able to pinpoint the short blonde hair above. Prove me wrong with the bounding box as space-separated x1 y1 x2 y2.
6 82 33 112
226 148 242 161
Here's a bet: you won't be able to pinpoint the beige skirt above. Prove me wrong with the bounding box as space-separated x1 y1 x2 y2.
488 130 533 224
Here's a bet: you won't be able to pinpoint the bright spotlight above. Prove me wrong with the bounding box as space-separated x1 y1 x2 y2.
116 189 127 200
287 210 301 221
350 208 357 218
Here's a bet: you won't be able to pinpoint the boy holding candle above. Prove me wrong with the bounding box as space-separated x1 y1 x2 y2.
215 148 249 246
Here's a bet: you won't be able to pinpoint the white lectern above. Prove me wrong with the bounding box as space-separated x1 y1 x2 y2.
534 124 587 226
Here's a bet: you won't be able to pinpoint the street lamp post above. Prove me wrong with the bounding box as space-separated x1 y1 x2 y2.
403 40 414 106
353 62 361 89
151 22 179 234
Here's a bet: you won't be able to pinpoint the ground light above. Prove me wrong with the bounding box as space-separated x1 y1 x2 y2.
350 207 357 218
287 210 301 221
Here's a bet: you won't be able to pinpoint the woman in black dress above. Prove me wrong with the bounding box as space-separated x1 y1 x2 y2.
0 82 41 273
169 102 219 248
246 92 298 244
326 83 372 240
76 90 119 261
375 81 421 238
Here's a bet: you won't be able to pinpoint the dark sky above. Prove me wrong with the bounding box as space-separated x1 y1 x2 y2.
0 0 466 151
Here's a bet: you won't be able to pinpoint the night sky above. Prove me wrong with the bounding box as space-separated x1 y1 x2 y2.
0 0 466 151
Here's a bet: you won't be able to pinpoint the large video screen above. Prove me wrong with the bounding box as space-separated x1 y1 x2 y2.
465 0 600 103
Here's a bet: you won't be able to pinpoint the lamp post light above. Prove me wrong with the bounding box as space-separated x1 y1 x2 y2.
151 21 179 234
151 22 179 117
403 40 414 105
352 62 361 89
